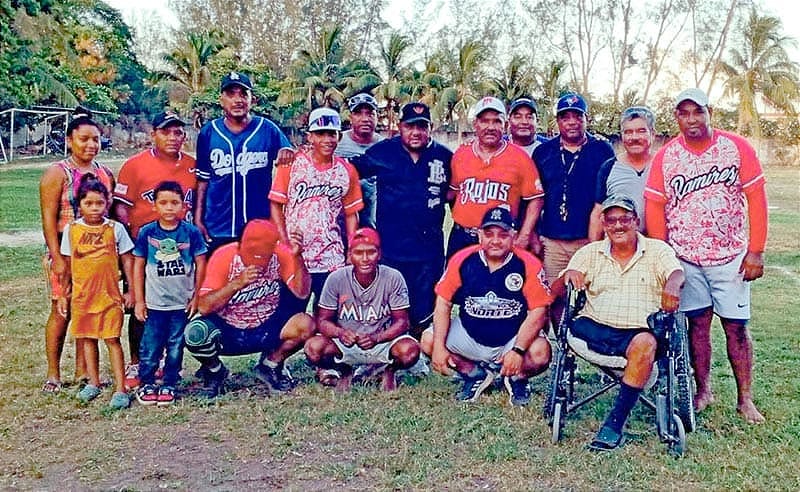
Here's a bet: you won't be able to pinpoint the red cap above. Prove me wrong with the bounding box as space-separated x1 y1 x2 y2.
239 219 280 266
349 227 381 249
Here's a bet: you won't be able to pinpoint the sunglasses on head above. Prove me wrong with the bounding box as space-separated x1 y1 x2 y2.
310 115 341 128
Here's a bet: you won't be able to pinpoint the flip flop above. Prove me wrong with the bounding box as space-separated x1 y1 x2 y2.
588 425 625 451
41 379 62 394
318 368 341 387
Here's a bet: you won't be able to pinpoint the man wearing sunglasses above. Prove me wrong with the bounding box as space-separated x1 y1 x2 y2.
561 195 684 450
588 106 656 239
645 88 767 424
336 93 384 228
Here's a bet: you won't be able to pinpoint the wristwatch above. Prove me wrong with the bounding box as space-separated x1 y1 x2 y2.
511 345 526 356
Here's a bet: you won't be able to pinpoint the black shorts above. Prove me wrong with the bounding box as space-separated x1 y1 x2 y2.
382 257 444 331
571 316 648 357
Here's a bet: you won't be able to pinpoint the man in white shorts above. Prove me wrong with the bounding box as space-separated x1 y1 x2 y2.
427 206 552 406
645 88 768 423
304 228 420 392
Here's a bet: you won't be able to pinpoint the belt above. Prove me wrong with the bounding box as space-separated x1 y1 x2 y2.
453 223 480 237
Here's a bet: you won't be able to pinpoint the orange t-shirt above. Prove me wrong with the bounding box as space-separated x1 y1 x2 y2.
450 141 544 228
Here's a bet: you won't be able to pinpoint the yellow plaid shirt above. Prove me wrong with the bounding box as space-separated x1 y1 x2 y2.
563 234 682 329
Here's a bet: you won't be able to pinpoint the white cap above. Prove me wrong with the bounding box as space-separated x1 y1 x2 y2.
471 96 507 121
308 107 341 132
674 88 709 108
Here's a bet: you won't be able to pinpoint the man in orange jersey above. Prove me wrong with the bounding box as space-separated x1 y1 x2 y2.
447 96 544 258
113 111 197 389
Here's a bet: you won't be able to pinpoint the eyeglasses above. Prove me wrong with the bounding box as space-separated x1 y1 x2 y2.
309 114 341 129
602 215 636 226
348 93 377 111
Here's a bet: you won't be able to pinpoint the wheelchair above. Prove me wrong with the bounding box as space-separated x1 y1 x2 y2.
543 284 696 455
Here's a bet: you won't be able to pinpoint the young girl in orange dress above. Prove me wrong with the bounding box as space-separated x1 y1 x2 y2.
58 174 135 409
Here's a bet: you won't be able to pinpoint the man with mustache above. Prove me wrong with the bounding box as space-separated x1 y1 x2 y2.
645 88 768 424
588 106 656 238
448 96 544 258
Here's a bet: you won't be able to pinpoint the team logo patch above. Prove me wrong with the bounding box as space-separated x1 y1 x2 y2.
505 273 523 291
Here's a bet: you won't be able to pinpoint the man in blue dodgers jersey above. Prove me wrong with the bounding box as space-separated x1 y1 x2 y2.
349 102 453 337
194 71 295 252
427 207 552 406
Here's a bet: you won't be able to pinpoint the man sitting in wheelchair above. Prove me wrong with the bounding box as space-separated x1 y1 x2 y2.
561 195 684 450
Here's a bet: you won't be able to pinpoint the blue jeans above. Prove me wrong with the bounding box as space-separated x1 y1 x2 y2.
140 309 188 386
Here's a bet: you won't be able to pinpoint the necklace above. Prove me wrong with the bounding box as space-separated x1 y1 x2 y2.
559 146 582 222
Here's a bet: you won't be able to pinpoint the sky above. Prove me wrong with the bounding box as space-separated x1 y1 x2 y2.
106 0 800 63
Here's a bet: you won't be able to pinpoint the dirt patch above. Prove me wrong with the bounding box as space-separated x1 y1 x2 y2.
0 230 44 247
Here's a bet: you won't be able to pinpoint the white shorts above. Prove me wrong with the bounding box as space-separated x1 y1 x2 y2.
333 335 417 366
680 251 750 320
423 316 517 364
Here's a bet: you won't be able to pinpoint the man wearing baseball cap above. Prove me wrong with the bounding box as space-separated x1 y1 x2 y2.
507 96 547 155
305 227 420 392
532 92 615 327
644 88 768 424
427 206 552 406
336 93 384 228
561 194 684 450
113 111 198 388
448 96 545 257
269 107 363 311
348 102 453 339
194 71 295 254
184 219 313 398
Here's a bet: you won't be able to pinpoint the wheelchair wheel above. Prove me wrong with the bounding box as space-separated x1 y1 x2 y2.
551 402 564 444
668 412 686 457
674 318 696 432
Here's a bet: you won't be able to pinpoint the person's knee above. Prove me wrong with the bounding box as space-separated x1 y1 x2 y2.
420 330 433 356
304 335 329 364
627 332 657 367
282 313 316 341
185 318 217 355
720 318 750 343
528 338 551 367
391 339 420 367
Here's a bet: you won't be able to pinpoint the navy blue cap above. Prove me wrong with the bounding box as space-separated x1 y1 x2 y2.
400 102 431 123
556 92 587 115
481 206 516 231
221 71 253 91
152 111 186 129
509 97 538 115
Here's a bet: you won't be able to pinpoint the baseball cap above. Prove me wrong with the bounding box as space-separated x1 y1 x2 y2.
556 92 588 115
348 93 378 112
221 71 253 92
152 111 186 129
601 195 638 215
480 206 516 231
239 219 280 267
674 88 709 108
472 96 507 120
509 97 538 115
308 107 341 132
349 227 381 249
400 102 431 124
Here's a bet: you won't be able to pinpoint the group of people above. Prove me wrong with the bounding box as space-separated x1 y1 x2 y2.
39 69 768 450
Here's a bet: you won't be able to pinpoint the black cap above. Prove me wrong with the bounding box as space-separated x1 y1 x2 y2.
601 195 637 215
221 71 253 91
400 102 431 123
509 97 538 115
152 111 186 129
480 206 515 231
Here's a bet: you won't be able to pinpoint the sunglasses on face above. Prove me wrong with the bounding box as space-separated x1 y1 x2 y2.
603 215 636 226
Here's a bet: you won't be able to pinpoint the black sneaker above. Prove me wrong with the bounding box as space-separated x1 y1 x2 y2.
135 384 159 406
201 365 228 399
254 362 294 393
455 367 495 402
504 376 531 406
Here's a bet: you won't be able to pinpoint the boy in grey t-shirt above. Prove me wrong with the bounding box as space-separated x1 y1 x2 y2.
304 228 420 392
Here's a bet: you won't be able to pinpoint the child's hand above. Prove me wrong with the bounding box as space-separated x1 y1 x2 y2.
56 297 69 318
122 291 134 309
186 294 199 318
134 301 147 322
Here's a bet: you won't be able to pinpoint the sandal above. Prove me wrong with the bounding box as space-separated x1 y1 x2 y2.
588 425 625 451
76 384 102 403
318 368 341 387
109 391 130 410
41 379 62 394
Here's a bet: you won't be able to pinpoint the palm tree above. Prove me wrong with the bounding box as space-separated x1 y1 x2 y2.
374 32 413 135
435 39 488 142
155 29 228 106
534 60 569 135
281 25 379 112
405 53 448 112
487 55 535 103
718 9 800 137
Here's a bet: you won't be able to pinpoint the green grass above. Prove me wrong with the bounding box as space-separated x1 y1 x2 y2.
0 167 798 489
0 168 44 232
